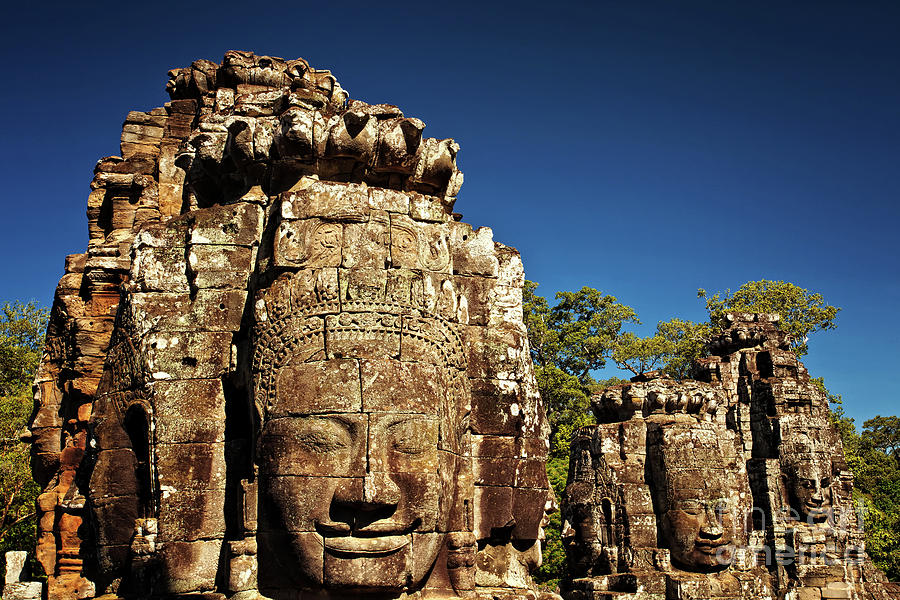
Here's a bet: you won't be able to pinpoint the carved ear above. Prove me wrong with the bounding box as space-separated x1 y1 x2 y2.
446 531 476 596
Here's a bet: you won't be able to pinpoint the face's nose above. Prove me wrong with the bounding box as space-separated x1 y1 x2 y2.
362 472 401 508
330 471 400 509
808 484 825 505
698 505 725 539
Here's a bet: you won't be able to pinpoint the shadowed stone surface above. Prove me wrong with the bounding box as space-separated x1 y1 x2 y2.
560 313 900 600
27 51 555 600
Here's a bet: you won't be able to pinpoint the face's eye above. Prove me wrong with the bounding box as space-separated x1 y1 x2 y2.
714 501 729 519
678 501 703 516
388 419 429 455
296 431 348 452
294 419 351 453
820 477 832 488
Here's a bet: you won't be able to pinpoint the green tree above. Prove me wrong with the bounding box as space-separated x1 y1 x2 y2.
0 301 48 396
523 282 637 442
698 280 840 356
0 300 48 573
612 318 712 379
862 416 900 458
833 414 900 581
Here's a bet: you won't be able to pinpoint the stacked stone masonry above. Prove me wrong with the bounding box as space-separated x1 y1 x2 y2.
560 314 900 600
27 51 554 600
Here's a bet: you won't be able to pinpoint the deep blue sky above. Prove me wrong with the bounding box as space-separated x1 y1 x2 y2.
1 1 897 424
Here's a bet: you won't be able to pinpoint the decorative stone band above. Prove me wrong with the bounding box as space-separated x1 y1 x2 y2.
165 51 464 202
707 312 791 355
251 298 467 419
592 378 730 423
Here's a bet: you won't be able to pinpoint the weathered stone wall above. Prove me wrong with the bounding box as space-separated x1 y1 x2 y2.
561 314 900 600
28 51 555 600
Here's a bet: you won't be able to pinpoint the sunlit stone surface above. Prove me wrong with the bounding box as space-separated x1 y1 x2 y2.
560 314 900 599
27 51 554 600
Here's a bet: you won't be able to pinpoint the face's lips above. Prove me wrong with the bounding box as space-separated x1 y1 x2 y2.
316 518 420 536
315 518 420 556
323 534 410 555
804 506 829 521
694 539 732 554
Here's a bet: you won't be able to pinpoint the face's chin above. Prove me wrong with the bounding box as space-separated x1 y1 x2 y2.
322 538 413 591
687 540 735 569
802 505 829 523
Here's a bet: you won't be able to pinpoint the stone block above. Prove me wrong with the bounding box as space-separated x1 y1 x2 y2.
473 457 517 486
275 218 342 268
188 244 253 289
131 290 247 334
2 582 43 600
157 539 222 594
470 378 524 436
158 489 227 542
275 359 361 414
450 222 499 277
143 331 232 380
342 213 390 269
280 180 368 221
473 485 513 539
156 416 226 444
152 379 225 419
368 187 409 213
132 246 189 292
360 359 440 413
190 201 264 246
156 442 227 491
4 551 27 584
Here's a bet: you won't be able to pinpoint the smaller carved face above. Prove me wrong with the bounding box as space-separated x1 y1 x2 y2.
390 225 418 269
661 474 735 570
788 462 832 523
308 222 342 264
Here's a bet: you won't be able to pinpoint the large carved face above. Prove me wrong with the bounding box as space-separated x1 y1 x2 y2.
787 461 832 523
660 470 736 571
257 357 461 592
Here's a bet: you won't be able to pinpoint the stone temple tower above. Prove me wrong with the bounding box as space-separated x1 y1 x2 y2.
26 51 556 600
560 314 900 600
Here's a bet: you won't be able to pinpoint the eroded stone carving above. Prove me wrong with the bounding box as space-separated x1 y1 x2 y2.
561 314 900 599
27 51 553 600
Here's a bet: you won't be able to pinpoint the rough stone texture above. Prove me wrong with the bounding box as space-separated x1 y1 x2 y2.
560 313 900 600
27 51 554 600
4 552 43 600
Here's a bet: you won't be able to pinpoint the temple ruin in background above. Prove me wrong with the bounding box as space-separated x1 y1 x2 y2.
561 314 900 599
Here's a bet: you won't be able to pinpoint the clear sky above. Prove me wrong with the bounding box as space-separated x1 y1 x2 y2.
1 1 897 424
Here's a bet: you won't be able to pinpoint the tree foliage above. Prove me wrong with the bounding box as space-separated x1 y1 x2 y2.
523 282 637 437
698 279 839 356
612 318 712 379
0 301 48 397
0 300 48 571
831 408 900 580
861 415 900 457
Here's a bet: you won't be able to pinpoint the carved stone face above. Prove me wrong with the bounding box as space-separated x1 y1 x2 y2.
257 358 459 592
787 462 832 523
660 471 736 570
